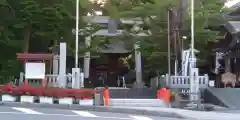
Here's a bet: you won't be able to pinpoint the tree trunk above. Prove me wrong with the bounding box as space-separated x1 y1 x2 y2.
23 27 31 53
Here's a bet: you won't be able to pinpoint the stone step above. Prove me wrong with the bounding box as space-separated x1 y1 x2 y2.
108 99 167 107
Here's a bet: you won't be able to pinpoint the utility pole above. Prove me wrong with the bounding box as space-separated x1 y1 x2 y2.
168 7 179 75
190 0 195 65
167 7 172 86
176 0 188 74
72 0 81 89
172 8 179 75
75 0 79 68
179 0 184 54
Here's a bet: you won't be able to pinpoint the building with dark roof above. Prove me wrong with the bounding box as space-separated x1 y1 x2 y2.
206 7 240 87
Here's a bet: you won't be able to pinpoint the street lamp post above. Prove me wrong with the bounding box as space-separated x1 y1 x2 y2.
70 0 82 89
189 0 199 103
167 8 171 87
190 0 195 63
75 0 80 68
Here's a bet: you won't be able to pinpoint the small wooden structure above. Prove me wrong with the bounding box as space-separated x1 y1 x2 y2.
16 53 54 87
16 53 53 73
12 53 95 98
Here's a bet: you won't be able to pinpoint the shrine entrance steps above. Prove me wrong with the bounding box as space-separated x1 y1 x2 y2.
203 88 240 109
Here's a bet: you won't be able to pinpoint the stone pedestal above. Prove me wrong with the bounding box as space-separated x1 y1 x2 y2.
72 68 81 89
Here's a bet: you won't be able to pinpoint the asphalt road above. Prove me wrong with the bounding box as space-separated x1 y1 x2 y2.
0 106 185 120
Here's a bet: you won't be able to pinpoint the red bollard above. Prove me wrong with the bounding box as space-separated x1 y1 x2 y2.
6 82 13 90
24 79 29 89
41 77 46 88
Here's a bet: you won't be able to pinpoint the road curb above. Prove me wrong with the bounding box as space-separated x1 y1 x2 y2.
0 102 185 119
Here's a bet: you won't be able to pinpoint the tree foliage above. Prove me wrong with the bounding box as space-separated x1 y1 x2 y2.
0 0 117 78
0 0 78 78
115 0 228 75
0 0 232 82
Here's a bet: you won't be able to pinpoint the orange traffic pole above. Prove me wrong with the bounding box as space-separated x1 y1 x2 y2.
104 87 109 105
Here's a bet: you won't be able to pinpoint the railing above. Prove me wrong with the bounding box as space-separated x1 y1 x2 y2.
164 74 209 89
45 74 73 88
19 73 83 88
0 73 93 100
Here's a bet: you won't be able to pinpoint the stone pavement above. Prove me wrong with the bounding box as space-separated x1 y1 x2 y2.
110 106 240 120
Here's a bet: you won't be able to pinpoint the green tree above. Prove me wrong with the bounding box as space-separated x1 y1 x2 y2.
0 0 112 79
116 0 228 75
0 0 78 78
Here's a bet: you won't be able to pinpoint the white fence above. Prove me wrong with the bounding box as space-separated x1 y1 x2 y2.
45 74 73 87
19 73 83 88
163 74 209 89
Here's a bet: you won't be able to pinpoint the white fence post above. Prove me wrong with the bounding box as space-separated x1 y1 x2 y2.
19 72 24 85
189 68 199 102
204 74 209 87
165 74 172 87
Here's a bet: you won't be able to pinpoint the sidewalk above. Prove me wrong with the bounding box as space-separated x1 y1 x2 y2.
110 106 240 120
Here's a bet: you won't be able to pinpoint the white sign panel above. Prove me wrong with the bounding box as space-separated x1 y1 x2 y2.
25 62 45 79
209 81 215 87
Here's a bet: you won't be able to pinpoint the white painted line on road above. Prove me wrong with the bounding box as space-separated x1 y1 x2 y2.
0 112 132 119
129 115 153 120
72 110 98 117
12 107 43 114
